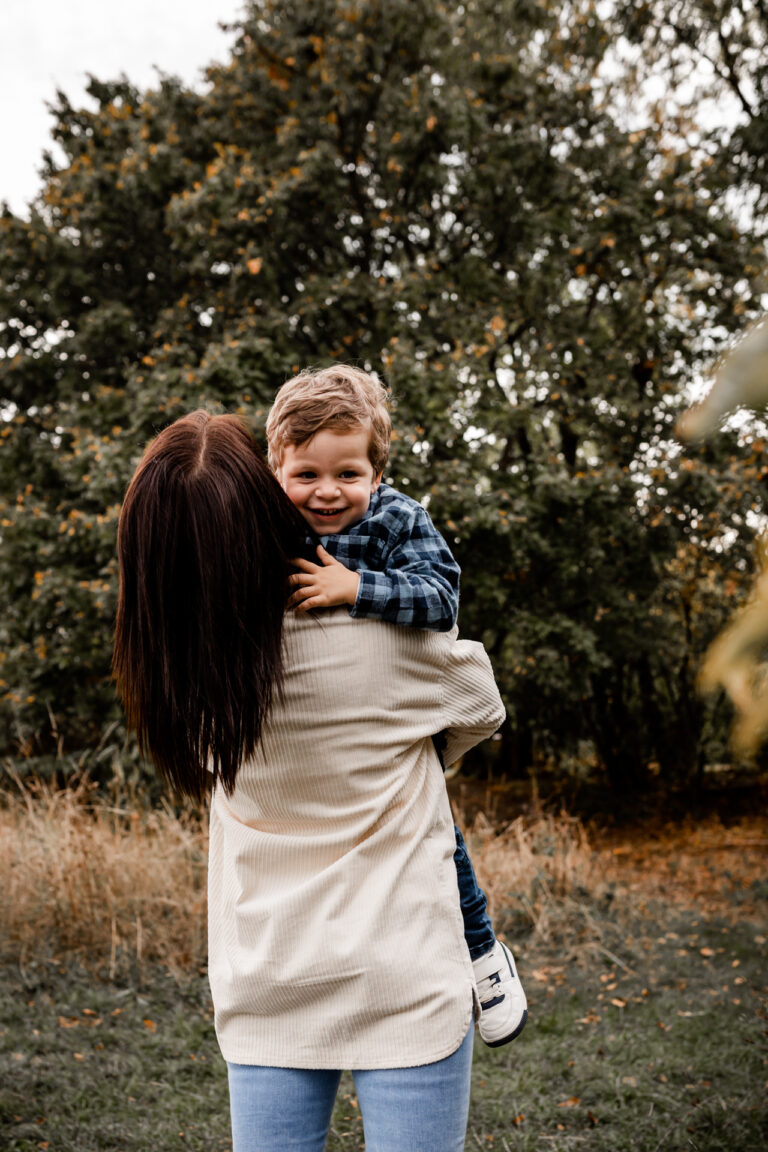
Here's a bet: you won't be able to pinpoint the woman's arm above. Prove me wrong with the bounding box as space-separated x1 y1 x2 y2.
439 637 506 768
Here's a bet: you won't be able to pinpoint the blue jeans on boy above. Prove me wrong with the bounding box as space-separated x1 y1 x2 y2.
432 732 496 962
227 1023 474 1152
453 824 495 961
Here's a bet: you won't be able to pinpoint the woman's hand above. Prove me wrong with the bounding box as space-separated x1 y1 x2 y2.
288 546 361 611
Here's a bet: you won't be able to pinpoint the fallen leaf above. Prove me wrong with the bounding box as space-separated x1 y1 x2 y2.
610 998 627 1008
143 1018 157 1032
558 1096 580 1107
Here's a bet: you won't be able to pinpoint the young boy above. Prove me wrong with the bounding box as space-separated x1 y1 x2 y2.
265 364 527 1047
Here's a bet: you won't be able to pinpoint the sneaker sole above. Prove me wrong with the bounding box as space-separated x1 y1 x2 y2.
483 1007 528 1048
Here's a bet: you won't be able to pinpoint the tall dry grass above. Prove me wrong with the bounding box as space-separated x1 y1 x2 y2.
458 810 622 960
1 774 208 979
1 776 617 977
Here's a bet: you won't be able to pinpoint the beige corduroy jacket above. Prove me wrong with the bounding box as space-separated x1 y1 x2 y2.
207 609 505 1069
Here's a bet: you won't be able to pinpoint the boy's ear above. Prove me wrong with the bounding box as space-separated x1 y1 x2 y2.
371 471 383 493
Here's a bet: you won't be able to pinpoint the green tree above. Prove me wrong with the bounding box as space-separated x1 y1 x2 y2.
1 0 765 792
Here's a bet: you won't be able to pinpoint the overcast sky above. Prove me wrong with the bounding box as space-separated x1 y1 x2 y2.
1 0 246 215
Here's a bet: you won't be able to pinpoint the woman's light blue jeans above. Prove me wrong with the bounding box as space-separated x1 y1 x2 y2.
227 1024 474 1152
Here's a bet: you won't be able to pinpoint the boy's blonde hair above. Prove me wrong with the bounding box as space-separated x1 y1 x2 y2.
266 365 391 474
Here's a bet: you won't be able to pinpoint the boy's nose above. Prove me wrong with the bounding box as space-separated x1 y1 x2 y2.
315 478 340 499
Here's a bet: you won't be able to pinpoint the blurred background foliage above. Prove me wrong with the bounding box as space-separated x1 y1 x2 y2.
1 0 767 797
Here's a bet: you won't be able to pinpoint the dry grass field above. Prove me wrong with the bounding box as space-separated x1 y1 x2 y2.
1 774 209 979
1 774 767 1150
2 773 621 979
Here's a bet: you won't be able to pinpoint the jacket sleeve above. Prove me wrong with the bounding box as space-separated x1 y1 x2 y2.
349 505 460 632
439 635 506 767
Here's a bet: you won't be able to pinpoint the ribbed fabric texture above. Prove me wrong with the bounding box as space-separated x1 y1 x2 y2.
207 611 505 1069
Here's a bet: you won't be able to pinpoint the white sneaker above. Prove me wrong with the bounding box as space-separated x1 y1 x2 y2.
473 940 528 1047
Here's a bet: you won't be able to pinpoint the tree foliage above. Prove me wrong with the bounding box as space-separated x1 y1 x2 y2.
1 0 767 791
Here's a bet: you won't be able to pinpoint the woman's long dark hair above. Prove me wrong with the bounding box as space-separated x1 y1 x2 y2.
113 410 309 802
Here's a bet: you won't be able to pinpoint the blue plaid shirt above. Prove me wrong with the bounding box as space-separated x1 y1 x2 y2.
314 483 460 632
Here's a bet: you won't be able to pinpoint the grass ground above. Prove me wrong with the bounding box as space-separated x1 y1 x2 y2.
1 792 767 1151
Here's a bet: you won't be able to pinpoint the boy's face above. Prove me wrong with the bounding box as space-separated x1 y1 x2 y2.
277 427 382 535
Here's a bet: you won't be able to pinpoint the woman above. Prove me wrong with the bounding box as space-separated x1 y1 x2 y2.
113 410 506 1152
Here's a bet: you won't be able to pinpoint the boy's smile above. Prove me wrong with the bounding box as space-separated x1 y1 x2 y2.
277 427 382 535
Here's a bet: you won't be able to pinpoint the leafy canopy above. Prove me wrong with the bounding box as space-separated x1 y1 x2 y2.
1 0 766 791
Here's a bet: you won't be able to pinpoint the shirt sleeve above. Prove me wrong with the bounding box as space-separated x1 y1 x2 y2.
349 506 460 632
439 635 506 768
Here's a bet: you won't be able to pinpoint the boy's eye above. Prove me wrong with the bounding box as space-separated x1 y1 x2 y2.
339 470 359 479
297 470 316 480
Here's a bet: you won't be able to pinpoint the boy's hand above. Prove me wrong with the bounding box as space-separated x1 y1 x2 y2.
288 546 360 611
